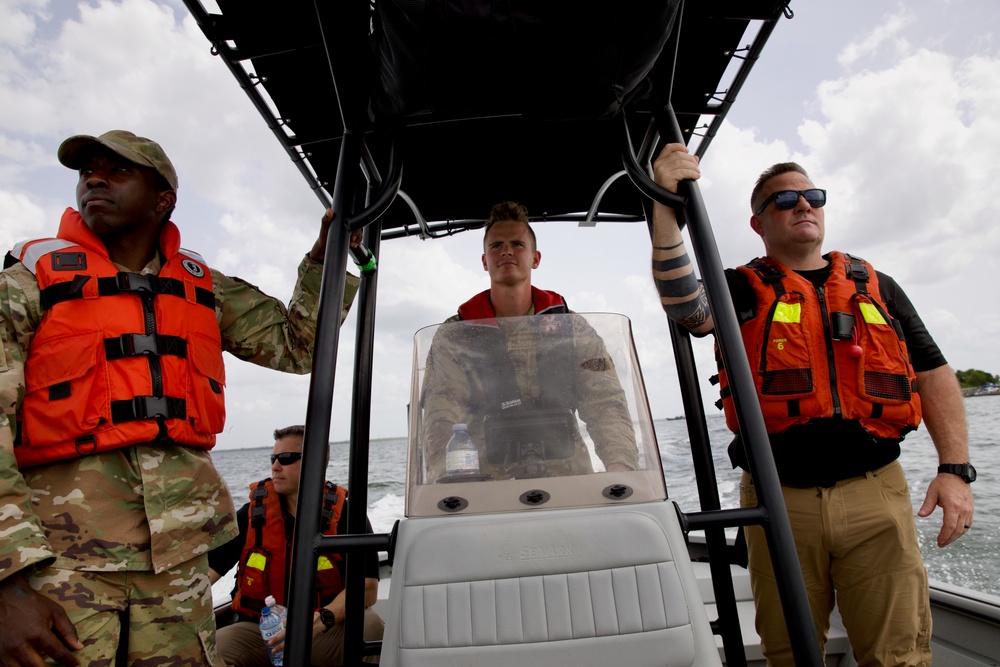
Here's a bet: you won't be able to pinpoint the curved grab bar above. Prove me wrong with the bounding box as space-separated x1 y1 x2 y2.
347 128 404 231
620 113 686 212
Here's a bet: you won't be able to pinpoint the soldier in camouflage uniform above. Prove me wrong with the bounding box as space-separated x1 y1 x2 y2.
420 201 638 482
0 130 361 666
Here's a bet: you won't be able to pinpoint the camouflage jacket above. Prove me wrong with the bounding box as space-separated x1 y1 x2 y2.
0 247 360 580
421 310 639 481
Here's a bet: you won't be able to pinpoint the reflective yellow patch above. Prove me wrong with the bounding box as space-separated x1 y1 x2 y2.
247 553 267 570
773 302 801 323
859 302 887 325
317 556 333 571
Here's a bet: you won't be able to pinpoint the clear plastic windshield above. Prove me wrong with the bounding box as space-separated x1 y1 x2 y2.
406 312 667 517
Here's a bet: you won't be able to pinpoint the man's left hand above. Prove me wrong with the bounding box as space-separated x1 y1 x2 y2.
918 472 974 547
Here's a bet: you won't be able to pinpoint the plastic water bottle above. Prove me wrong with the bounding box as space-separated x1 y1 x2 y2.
445 423 480 476
265 595 288 622
259 596 286 666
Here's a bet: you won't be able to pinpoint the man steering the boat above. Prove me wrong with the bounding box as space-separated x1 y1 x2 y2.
0 130 361 666
648 143 974 666
208 425 383 666
420 201 639 482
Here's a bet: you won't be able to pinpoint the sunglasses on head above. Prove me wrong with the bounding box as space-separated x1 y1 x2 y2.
270 451 303 466
755 189 827 215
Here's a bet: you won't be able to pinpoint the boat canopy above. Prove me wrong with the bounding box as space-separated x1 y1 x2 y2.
189 0 791 234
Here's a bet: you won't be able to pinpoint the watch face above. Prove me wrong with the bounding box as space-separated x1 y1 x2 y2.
965 464 977 482
320 609 336 627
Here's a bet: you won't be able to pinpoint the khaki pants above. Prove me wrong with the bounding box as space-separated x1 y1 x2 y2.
741 460 932 666
28 555 221 665
217 607 384 667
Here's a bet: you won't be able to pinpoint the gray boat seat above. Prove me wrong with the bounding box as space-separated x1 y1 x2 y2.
379 500 722 666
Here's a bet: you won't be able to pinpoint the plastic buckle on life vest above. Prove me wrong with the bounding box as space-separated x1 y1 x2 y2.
250 504 267 523
844 255 869 282
132 396 164 419
128 334 158 356
116 272 156 294
131 396 184 420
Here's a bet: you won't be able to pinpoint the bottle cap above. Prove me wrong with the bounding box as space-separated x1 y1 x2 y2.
265 595 277 607
453 423 467 431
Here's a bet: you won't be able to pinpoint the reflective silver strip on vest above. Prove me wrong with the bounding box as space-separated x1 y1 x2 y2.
14 239 75 275
178 247 209 265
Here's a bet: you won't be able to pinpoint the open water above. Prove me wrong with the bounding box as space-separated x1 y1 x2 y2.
210 396 998 603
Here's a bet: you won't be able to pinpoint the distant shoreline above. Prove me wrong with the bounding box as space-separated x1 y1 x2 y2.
962 387 1000 398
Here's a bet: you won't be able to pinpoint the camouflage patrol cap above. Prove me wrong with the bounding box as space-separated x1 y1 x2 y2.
58 130 179 191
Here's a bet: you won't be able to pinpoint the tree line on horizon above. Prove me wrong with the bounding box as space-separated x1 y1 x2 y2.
956 368 999 388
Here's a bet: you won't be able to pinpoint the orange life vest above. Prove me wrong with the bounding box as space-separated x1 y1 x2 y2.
457 286 569 320
231 479 347 619
12 208 225 468
717 252 921 440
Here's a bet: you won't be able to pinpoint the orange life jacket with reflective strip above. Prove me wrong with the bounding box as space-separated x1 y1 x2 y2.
717 252 921 440
12 209 225 468
231 479 346 619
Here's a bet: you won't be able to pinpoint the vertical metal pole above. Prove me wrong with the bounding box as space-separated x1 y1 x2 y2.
656 106 824 667
342 217 383 665
285 130 362 667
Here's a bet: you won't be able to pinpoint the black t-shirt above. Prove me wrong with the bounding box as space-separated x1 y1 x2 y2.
208 493 380 607
722 261 947 487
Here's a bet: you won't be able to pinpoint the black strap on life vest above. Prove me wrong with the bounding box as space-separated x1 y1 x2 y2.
746 258 787 299
843 253 870 295
40 272 215 311
110 395 186 424
249 481 270 549
103 333 188 361
320 482 342 529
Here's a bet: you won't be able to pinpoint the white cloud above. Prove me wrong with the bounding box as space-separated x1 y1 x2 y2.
837 9 913 68
0 190 47 248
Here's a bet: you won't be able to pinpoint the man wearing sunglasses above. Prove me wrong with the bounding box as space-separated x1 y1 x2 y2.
648 143 973 666
209 425 383 666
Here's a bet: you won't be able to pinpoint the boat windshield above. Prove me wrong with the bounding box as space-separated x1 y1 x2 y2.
406 312 666 517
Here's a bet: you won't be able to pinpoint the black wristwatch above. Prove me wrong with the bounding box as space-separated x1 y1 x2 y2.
319 608 337 628
938 463 977 483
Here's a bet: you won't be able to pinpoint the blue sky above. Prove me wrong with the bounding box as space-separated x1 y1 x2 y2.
2 0 998 448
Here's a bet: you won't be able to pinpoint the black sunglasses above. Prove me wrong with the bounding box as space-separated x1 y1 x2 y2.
755 189 827 215
270 452 303 466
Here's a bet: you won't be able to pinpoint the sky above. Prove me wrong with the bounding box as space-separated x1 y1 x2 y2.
2 0 998 450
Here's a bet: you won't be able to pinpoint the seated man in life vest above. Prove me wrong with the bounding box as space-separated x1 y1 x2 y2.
420 201 639 482
208 425 383 666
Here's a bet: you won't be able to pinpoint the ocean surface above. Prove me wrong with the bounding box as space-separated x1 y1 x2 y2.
210 396 998 604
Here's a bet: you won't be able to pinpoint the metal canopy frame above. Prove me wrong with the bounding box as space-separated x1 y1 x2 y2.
180 1 823 665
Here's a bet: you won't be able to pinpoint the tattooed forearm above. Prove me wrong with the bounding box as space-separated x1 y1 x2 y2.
660 284 710 328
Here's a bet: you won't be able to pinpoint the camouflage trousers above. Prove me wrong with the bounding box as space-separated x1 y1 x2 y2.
27 554 221 666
